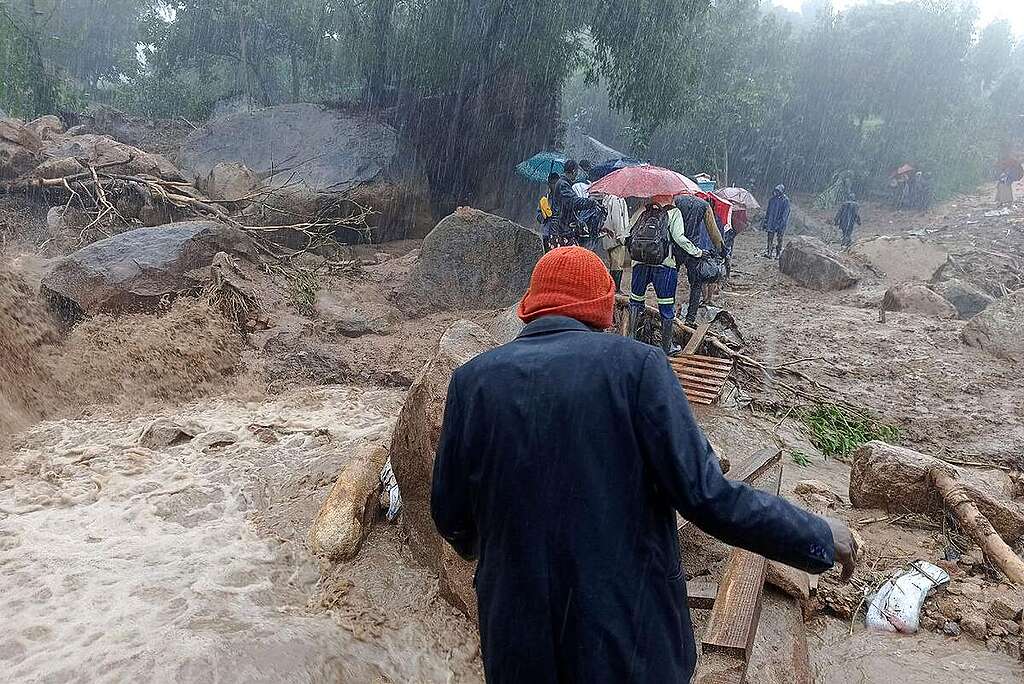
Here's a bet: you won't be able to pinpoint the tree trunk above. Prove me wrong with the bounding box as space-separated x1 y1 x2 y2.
239 15 252 109
290 49 300 102
929 469 1024 585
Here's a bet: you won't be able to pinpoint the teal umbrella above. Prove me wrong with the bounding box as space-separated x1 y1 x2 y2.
516 151 566 183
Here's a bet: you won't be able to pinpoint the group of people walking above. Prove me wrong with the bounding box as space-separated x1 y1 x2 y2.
537 160 730 357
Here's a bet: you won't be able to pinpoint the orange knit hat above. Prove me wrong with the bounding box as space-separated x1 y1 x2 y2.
517 247 615 329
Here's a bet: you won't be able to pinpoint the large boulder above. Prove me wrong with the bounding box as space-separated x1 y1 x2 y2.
489 303 525 344
0 118 43 179
40 221 254 317
309 443 390 562
201 161 263 204
852 237 949 283
389 320 498 618
400 208 543 314
178 104 432 241
881 283 956 318
26 115 64 141
962 289 1024 362
41 133 184 181
850 441 1024 541
934 278 994 319
779 236 859 291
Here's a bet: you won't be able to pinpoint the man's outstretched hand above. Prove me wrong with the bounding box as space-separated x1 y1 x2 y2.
825 517 858 582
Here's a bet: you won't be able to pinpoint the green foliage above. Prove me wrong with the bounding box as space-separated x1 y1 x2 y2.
791 450 813 467
288 269 320 317
5 0 1024 208
0 6 62 116
799 403 901 459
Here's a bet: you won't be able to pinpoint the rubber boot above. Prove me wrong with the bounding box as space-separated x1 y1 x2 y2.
763 232 774 258
611 270 623 294
661 319 682 357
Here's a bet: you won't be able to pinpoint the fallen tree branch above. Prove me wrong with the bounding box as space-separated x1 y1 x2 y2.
928 468 1024 584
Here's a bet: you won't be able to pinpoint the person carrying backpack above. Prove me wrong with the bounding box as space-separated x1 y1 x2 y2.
628 195 702 356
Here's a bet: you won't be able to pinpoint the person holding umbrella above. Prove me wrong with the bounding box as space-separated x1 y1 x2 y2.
589 165 705 356
762 184 791 258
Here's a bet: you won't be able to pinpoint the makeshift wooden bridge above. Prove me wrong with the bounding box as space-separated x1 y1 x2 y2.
681 447 814 684
670 321 734 405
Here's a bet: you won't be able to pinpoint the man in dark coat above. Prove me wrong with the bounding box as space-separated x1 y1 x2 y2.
432 247 856 683
762 183 791 258
551 159 581 245
674 194 725 324
834 193 862 248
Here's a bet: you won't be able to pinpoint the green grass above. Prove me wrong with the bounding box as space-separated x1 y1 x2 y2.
791 450 813 467
799 402 901 459
288 269 321 317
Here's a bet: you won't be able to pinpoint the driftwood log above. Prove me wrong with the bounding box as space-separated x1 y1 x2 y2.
928 469 1024 584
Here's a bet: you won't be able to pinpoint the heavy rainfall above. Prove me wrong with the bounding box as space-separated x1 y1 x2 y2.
1 0 1024 682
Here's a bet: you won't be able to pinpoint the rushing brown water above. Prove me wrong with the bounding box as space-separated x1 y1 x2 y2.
809 619 1023 683
0 386 482 682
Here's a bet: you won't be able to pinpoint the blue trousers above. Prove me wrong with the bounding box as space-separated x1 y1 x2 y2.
629 264 678 320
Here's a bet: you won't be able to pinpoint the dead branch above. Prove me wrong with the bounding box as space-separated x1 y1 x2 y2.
929 468 1024 584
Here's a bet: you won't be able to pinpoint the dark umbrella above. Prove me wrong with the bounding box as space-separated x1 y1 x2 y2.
588 157 643 182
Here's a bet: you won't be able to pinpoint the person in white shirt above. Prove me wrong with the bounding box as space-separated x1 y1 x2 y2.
596 193 630 292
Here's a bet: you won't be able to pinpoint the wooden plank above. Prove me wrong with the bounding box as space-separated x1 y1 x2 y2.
680 385 722 399
682 321 713 355
670 362 733 377
702 549 767 661
685 395 714 405
675 370 731 384
680 353 734 367
687 580 718 610
699 465 781 669
675 378 724 395
670 356 733 371
674 372 727 388
729 447 782 486
676 449 781 533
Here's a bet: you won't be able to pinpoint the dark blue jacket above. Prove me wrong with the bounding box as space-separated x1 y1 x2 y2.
431 316 835 684
763 191 791 233
674 194 713 250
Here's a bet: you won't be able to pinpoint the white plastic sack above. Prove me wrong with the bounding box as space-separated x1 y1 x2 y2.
379 460 402 522
866 561 950 633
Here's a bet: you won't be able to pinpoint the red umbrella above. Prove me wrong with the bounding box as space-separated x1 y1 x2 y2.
587 164 700 198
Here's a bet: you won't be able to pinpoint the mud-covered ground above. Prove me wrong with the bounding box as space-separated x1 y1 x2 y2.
2 181 1024 682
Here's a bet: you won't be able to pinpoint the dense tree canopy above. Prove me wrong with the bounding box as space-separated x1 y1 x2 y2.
1 0 1023 206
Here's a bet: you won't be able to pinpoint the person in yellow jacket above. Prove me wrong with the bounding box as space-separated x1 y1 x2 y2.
537 173 558 251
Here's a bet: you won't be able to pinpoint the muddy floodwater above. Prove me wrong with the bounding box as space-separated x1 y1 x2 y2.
2 382 1023 683
810 619 1024 683
0 386 477 683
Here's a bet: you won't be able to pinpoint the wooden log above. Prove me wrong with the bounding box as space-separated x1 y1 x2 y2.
929 468 1024 584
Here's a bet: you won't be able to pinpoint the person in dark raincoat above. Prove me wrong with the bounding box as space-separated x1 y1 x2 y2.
432 247 857 684
833 193 862 248
673 194 724 325
762 184 791 258
551 160 581 245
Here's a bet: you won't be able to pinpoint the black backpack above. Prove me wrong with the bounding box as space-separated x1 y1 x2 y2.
629 206 671 265
572 196 607 239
